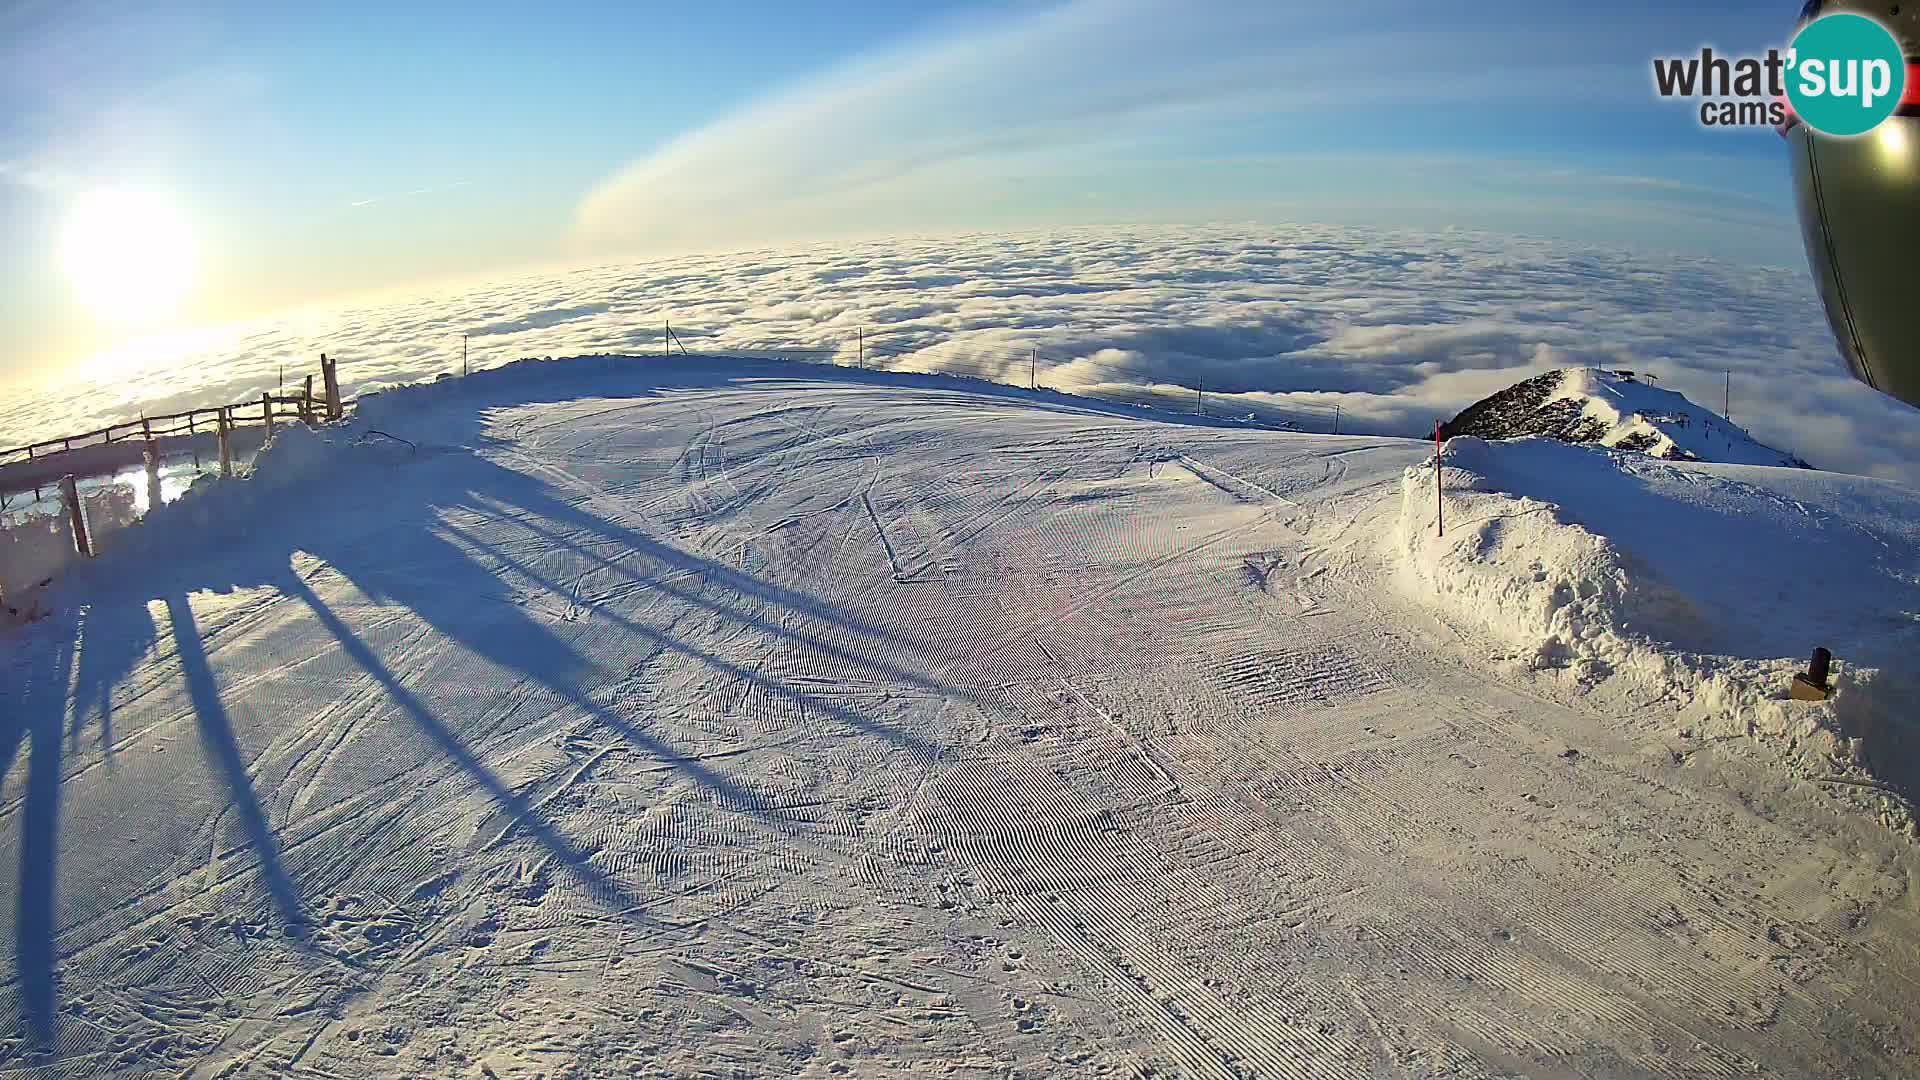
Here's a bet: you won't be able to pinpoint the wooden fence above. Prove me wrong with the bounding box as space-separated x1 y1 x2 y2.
0 355 346 482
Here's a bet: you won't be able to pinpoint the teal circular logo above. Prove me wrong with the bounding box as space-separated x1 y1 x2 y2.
1788 13 1906 137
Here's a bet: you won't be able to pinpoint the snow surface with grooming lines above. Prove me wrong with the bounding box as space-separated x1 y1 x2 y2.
4 355 1920 1079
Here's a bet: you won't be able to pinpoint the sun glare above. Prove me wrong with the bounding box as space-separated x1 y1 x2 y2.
58 189 198 325
1876 120 1909 162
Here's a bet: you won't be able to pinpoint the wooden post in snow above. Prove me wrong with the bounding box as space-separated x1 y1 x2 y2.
301 377 316 425
262 392 276 437
143 436 163 513
217 407 234 478
1434 419 1445 538
321 354 342 421
141 414 161 510
60 474 93 558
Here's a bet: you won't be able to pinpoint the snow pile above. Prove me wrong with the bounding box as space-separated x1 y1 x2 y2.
1396 435 1920 810
1442 367 1810 468
241 422 335 492
172 422 341 510
67 422 364 593
1395 440 1703 676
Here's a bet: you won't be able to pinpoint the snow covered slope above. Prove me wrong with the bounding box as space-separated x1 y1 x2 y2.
5 356 1920 1079
1441 367 1811 468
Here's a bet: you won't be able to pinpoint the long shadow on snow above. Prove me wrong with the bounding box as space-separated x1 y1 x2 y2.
1 602 153 794
161 594 309 936
0 455 774 1048
3 627 74 1052
248 434 946 763
0 594 306 1060
451 466 985 723
349 361 985 727
279 512 816 808
354 358 925 641
279 577 651 911
67 600 158 767
13 357 1107 1047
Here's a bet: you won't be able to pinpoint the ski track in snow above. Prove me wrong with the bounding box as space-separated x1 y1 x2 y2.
2 365 1918 1078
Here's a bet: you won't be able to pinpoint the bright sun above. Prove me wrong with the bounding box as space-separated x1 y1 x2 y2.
59 189 198 325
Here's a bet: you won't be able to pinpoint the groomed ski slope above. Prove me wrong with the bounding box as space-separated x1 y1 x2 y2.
5 357 1920 1078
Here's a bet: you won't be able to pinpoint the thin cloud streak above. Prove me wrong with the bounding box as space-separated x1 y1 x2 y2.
349 180 474 210
573 0 1658 252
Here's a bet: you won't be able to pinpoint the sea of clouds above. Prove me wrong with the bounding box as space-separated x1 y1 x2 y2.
4 223 1917 486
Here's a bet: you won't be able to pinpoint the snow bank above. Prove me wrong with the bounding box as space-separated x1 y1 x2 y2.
51 422 370 600
1395 443 1703 677
1395 436 1920 815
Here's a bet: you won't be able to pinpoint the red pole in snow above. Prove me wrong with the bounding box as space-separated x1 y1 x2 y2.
1434 419 1445 537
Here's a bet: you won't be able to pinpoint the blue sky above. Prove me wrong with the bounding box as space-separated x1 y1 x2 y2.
0 0 1813 384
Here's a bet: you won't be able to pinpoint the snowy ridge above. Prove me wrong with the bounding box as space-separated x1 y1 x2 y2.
1394 435 1920 816
1442 367 1810 468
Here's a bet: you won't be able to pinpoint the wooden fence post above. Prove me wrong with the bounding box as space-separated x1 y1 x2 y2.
301 377 316 425
143 437 163 512
60 474 93 558
321 354 342 421
142 415 159 500
262 392 276 437
218 408 233 479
